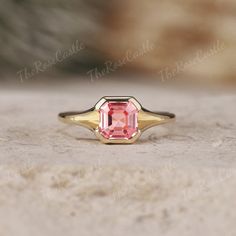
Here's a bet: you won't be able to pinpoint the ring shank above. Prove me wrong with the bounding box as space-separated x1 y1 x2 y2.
58 107 95 119
58 108 99 130
142 108 175 119
153 111 175 119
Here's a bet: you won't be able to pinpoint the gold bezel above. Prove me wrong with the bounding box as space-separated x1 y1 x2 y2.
94 96 142 144
95 96 142 111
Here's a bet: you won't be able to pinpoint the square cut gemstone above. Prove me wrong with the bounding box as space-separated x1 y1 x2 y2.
99 101 139 139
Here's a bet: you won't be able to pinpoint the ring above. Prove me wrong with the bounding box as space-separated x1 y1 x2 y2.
58 96 175 144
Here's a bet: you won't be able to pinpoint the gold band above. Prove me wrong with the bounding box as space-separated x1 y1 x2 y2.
58 108 98 131
58 96 175 144
58 108 175 131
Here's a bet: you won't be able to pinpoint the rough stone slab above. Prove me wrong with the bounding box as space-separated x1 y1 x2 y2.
0 80 235 236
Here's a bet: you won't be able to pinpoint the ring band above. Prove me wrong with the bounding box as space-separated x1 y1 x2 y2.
58 96 175 144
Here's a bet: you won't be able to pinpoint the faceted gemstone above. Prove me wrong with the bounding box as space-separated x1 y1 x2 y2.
99 101 139 139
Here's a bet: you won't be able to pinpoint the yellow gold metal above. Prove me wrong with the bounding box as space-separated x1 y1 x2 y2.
58 96 175 144
58 109 99 131
138 110 175 131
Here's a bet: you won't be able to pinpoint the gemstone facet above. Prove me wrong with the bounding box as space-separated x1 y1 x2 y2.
99 101 139 139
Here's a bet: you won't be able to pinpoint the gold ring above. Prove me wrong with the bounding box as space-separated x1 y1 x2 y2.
58 96 175 144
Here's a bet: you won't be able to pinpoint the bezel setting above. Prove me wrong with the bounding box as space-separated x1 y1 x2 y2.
58 96 175 144
94 96 142 144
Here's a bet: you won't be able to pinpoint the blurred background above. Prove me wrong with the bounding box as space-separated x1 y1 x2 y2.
0 2 236 235
0 0 235 86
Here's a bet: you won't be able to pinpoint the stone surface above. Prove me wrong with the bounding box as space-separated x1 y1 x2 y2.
0 79 235 236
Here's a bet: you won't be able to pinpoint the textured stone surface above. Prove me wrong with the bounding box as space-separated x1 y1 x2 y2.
0 79 236 236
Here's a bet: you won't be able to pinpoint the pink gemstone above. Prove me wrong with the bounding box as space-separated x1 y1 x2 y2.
99 101 139 139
